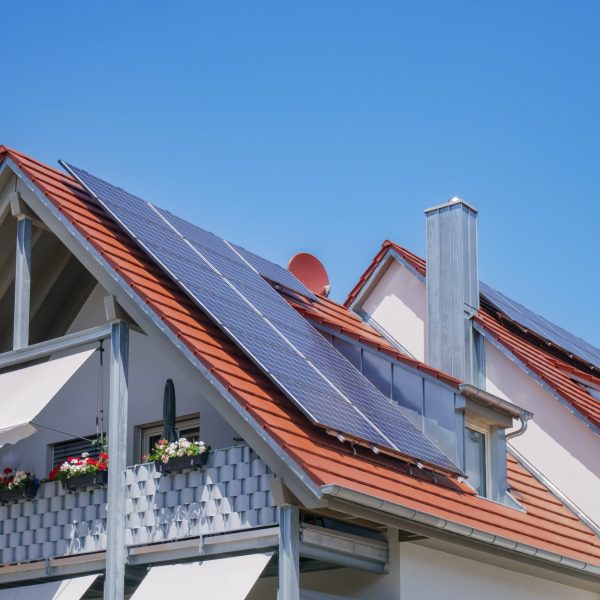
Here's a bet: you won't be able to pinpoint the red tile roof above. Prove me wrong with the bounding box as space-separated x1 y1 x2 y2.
345 240 426 308
3 146 600 567
346 240 600 431
476 308 600 430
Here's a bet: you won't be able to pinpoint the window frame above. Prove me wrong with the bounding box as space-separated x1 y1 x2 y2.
464 418 492 497
50 434 99 470
138 413 200 462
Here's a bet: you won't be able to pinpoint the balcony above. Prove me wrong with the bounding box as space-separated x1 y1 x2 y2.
0 313 388 595
0 445 276 571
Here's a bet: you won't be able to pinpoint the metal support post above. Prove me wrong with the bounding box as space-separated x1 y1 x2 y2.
13 216 32 350
278 504 300 600
105 321 129 600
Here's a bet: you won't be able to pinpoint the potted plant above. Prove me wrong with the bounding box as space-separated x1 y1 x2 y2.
49 452 109 491
0 468 40 503
146 438 209 473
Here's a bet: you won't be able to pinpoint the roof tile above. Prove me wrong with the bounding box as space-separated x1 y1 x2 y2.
347 239 600 431
3 146 600 566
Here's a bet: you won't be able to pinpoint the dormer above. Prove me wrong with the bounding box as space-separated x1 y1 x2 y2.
341 198 532 503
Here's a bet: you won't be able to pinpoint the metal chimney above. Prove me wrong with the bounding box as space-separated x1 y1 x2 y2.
425 197 480 384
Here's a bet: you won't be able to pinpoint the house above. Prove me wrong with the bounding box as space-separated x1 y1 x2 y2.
0 148 599 599
345 198 600 529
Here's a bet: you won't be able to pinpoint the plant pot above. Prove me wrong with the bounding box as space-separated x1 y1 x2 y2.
0 481 39 504
61 470 108 491
154 452 209 474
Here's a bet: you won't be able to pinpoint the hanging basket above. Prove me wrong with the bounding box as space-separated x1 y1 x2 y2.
61 470 108 491
154 452 209 474
0 482 40 504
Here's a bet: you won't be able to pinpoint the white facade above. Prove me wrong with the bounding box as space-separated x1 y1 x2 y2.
249 541 600 599
1 160 599 598
353 258 600 526
360 260 426 362
0 284 238 477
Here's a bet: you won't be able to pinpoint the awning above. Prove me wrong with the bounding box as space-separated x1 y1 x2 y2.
0 349 95 447
0 574 97 599
131 552 273 599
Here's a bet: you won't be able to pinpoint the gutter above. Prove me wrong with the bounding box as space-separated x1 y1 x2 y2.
458 384 533 440
458 384 532 422
320 484 600 577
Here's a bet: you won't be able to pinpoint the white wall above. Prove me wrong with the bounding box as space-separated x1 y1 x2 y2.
0 284 238 477
358 259 600 525
397 543 598 600
485 341 600 524
247 541 599 599
360 261 426 361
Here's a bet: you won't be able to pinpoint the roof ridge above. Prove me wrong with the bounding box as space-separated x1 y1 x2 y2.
0 145 79 182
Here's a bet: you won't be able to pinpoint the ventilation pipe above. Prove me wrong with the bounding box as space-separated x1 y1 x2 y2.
425 198 480 385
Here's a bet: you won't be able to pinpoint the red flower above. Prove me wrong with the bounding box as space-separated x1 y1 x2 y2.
98 462 108 471
48 466 60 481
67 457 75 463
3 468 12 475
99 452 108 461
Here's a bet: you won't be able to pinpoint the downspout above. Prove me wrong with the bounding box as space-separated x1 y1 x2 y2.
506 413 530 440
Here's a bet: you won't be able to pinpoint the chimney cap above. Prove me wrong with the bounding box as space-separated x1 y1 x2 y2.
424 196 478 214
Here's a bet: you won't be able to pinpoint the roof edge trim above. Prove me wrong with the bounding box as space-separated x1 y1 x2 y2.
321 484 600 577
346 246 426 311
474 321 600 436
507 446 600 538
458 384 533 421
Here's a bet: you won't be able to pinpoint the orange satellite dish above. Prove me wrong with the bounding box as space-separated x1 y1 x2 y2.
288 253 330 296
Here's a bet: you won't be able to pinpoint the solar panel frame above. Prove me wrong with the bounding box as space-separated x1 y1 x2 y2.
232 243 316 299
481 282 600 368
61 161 461 474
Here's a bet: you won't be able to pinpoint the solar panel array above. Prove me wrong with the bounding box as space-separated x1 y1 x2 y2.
481 283 600 368
232 244 315 299
62 161 459 474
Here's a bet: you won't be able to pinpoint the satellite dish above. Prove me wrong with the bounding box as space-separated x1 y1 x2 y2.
288 253 330 297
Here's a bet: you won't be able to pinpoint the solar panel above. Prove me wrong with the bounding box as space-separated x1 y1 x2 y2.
61 162 460 474
480 283 600 368
232 244 316 299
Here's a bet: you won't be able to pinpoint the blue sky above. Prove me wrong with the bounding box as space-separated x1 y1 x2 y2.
2 2 599 346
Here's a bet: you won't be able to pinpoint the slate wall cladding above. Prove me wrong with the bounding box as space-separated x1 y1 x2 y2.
0 446 276 565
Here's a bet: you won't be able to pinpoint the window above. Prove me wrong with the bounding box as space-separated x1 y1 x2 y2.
52 435 98 468
464 422 490 497
140 415 200 461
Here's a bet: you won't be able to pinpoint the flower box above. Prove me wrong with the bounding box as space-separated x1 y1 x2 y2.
0 481 39 504
61 470 108 491
154 452 209 474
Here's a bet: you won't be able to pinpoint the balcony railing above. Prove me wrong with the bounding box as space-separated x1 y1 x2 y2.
0 445 276 566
